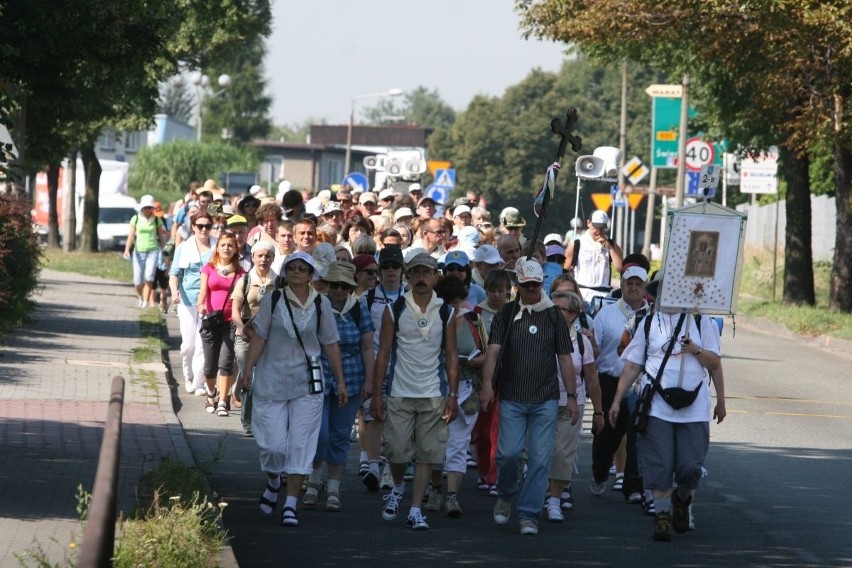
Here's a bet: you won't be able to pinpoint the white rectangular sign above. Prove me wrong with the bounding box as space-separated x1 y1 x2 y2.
740 147 778 194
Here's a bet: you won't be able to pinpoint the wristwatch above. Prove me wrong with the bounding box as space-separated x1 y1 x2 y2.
448 392 459 398
565 393 577 399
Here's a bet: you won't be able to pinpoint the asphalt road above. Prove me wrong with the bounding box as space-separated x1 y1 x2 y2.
165 314 852 567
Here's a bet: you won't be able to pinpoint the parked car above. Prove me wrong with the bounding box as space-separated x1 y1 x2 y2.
98 194 138 251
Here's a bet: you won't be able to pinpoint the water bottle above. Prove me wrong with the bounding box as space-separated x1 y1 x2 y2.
308 356 324 395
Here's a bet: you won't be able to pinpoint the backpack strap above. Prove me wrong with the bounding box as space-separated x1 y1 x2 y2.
392 295 450 352
347 301 361 328
366 287 376 310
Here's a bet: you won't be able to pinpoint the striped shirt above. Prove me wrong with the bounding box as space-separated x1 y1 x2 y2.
489 302 573 404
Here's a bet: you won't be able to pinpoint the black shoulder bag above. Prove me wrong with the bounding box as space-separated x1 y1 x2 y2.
201 272 239 332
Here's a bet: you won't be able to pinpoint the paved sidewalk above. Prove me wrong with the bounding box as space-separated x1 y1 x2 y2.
0 269 201 567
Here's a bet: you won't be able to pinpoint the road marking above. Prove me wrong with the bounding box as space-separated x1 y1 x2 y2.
725 395 852 406
727 409 852 420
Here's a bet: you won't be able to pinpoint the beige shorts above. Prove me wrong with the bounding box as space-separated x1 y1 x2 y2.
549 404 584 481
383 396 448 464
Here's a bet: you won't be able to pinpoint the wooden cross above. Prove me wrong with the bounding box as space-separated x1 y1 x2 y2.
550 108 583 163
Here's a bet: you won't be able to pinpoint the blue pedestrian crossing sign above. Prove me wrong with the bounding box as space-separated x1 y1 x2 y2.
433 168 456 189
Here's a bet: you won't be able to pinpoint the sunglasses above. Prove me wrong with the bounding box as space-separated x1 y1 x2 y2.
426 230 447 235
519 281 542 289
328 281 353 291
286 263 312 273
359 269 378 277
381 262 402 270
195 223 212 230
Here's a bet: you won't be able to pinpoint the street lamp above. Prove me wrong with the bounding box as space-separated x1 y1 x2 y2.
191 72 232 142
344 88 404 175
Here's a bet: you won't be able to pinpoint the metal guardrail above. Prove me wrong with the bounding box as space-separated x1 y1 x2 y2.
77 376 125 568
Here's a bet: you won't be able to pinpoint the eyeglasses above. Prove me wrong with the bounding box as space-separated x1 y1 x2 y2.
286 263 312 273
327 281 353 291
381 262 402 270
195 223 212 230
359 269 378 277
519 281 542 289
550 291 570 299
426 230 447 235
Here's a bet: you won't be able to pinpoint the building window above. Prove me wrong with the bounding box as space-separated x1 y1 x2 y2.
325 159 342 187
99 129 115 150
125 131 142 153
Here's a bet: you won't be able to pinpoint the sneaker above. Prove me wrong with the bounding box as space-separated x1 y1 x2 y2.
380 466 394 490
325 492 341 512
407 509 429 530
590 480 606 496
609 464 617 475
627 491 642 504
184 379 194 393
547 505 564 523
612 474 624 491
489 484 498 497
476 476 489 491
561 487 574 510
466 450 477 469
519 518 539 535
493 497 511 524
362 470 380 492
423 490 443 512
445 493 463 518
381 490 403 521
641 496 656 516
358 459 369 476
671 491 692 534
652 511 672 541
194 388 208 397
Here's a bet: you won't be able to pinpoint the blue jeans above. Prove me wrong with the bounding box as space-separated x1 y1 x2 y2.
496 399 558 521
314 393 362 466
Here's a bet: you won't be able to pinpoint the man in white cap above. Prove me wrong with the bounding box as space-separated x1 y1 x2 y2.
564 210 623 307
407 183 423 201
471 244 503 287
416 196 437 221
357 192 379 218
393 207 414 224
452 205 473 229
480 259 579 536
321 202 345 236
589 264 650 503
378 188 396 213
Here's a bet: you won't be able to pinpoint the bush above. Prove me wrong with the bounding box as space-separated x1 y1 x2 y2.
0 192 41 332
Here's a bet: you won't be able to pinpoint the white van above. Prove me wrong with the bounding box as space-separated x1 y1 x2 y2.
98 194 138 251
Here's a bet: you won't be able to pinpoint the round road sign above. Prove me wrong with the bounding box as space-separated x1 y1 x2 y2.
685 138 715 172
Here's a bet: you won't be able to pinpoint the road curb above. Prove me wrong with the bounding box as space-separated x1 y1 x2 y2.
733 314 852 360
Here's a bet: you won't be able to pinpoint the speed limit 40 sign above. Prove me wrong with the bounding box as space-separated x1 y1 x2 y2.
685 137 715 171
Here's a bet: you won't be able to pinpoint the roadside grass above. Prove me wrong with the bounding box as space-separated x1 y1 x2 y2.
41 248 133 282
738 250 852 341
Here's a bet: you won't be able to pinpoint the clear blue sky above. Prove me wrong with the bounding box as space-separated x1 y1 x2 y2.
266 0 568 127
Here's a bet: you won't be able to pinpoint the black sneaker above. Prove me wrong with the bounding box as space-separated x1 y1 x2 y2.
672 491 692 534
653 512 672 542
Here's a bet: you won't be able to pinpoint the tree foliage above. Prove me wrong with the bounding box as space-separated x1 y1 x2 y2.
517 0 852 311
429 59 667 236
128 140 260 202
363 86 456 130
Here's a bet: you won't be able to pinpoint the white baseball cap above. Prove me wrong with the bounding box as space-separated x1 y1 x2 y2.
393 207 414 222
590 210 609 227
514 259 544 284
473 244 502 265
622 265 649 282
453 205 472 218
379 188 395 201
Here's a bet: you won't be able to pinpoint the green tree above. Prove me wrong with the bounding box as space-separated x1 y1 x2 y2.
128 140 260 202
203 38 272 144
159 82 195 125
517 0 851 311
363 86 456 130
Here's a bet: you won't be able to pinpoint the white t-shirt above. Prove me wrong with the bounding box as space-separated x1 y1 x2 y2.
621 312 721 423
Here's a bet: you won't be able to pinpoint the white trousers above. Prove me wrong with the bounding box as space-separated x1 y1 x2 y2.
177 303 205 390
445 409 479 474
253 395 323 475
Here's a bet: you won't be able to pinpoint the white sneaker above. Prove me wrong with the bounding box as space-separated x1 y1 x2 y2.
381 490 403 521
547 505 564 523
194 388 208 397
407 509 429 530
184 380 194 393
519 519 539 535
590 480 606 496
